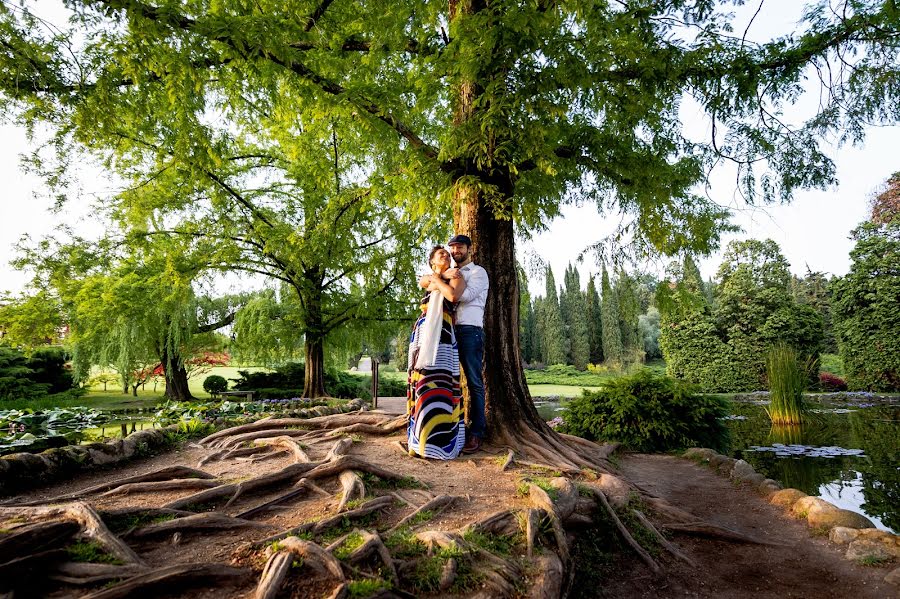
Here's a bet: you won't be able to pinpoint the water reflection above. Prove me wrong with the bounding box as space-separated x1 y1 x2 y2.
726 401 898 533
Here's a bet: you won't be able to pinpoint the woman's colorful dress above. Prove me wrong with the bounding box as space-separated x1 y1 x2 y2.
407 290 465 459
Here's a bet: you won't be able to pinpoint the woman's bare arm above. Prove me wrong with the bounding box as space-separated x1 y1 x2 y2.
427 273 466 302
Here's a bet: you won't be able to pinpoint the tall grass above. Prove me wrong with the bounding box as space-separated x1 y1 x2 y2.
765 343 809 425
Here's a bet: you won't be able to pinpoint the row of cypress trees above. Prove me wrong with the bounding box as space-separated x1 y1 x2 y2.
519 264 652 369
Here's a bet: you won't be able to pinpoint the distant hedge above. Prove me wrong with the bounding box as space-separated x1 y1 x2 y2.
231 362 406 399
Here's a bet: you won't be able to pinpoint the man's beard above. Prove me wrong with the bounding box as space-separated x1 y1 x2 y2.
451 251 468 264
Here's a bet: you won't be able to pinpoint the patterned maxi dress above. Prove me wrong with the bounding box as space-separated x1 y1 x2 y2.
406 290 466 459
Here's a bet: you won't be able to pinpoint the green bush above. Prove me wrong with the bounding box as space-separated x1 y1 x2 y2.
202 375 228 395
231 364 404 399
561 370 728 452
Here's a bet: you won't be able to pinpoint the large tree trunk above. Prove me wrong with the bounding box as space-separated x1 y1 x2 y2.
454 193 550 440
304 336 327 399
161 348 194 402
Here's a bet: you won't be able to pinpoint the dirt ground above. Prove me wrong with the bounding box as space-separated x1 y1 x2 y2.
598 454 896 599
3 431 896 598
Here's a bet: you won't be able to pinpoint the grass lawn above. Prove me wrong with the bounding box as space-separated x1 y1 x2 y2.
529 384 600 398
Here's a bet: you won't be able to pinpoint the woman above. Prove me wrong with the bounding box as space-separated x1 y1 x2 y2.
406 246 467 459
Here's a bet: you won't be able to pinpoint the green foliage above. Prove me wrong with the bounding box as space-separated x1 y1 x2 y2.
831 222 900 391
601 266 624 366
819 354 844 378
0 346 50 401
616 269 642 360
538 267 567 366
347 578 392 598
332 531 365 560
0 290 64 348
525 364 613 387
660 241 824 392
765 344 810 425
638 307 662 360
562 371 728 452
65 541 122 565
202 375 228 395
562 264 590 369
585 275 604 365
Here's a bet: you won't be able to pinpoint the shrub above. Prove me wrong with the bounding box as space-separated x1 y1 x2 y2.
561 370 728 452
231 364 403 399
819 372 848 392
202 375 228 396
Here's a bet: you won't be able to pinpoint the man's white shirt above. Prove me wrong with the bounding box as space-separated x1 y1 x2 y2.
455 263 489 327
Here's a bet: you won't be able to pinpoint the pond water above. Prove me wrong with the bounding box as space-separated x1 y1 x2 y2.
534 395 899 534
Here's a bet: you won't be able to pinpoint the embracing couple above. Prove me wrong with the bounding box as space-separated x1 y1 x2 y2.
406 234 489 460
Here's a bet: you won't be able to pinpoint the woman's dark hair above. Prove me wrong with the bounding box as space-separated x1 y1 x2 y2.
428 245 447 266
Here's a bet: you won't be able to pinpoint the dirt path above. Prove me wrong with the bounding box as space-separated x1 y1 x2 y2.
600 453 895 599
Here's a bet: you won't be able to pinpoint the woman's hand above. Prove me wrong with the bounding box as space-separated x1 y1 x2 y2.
418 274 433 289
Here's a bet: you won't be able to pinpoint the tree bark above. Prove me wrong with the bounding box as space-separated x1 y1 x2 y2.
161 347 195 401
304 336 327 398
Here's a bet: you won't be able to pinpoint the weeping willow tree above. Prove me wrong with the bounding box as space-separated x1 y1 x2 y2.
15 236 239 400
2 0 900 464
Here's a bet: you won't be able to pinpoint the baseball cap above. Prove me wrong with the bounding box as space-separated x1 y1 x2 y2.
447 234 472 246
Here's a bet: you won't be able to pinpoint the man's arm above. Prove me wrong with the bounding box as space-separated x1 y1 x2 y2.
459 266 489 304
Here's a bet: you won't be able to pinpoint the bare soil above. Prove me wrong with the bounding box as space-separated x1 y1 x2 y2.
3 431 896 598
596 453 896 599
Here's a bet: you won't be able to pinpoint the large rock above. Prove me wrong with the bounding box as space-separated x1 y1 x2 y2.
715 457 738 475
791 496 838 520
770 488 807 508
756 478 782 496
846 539 892 562
729 459 757 481
808 508 874 531
830 527 861 545
594 474 631 508
683 448 717 462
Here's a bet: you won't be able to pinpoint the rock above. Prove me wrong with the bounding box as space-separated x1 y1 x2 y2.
830 527 861 545
729 459 757 481
756 479 781 496
885 567 900 587
791 496 838 520
707 453 729 468
716 457 738 475
770 488 807 508
683 448 717 461
846 539 892 563
86 441 123 466
808 508 875 531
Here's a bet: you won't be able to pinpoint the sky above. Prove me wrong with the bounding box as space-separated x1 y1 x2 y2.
1 1 898 299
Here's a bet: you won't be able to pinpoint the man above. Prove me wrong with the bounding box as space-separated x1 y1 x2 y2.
443 234 489 453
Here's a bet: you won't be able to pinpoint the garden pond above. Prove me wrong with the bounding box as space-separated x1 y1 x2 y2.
536 393 899 534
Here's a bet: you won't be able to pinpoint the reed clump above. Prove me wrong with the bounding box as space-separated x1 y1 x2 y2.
765 343 810 425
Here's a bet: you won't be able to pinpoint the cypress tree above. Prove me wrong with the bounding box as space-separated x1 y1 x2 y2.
585 275 603 365
517 264 535 364
601 265 624 365
540 267 567 365
617 269 641 361
564 265 590 369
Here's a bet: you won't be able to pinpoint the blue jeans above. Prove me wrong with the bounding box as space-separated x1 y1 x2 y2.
456 325 486 439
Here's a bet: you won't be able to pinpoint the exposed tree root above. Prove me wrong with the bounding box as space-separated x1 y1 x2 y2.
324 437 353 461
0 520 79 562
258 496 394 545
632 509 698 567
255 536 346 599
80 563 251 599
1 502 145 566
347 530 397 582
254 436 311 462
337 470 366 512
387 494 458 534
101 478 222 497
164 462 316 510
129 512 269 538
528 484 569 562
5 466 215 506
525 508 541 558
662 522 786 546
590 488 661 575
0 548 68 581
528 553 564 599
50 562 149 586
235 478 324 520
213 429 316 451
303 455 411 484
500 449 515 471
416 531 522 597
439 556 458 590
328 415 408 437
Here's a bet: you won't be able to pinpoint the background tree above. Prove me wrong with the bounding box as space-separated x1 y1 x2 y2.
831 221 900 391
517 264 536 365
600 265 624 366
584 274 603 365
0 291 64 348
562 264 590 369
870 172 900 226
792 269 837 354
616 269 642 363
538 266 567 366
3 0 899 464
